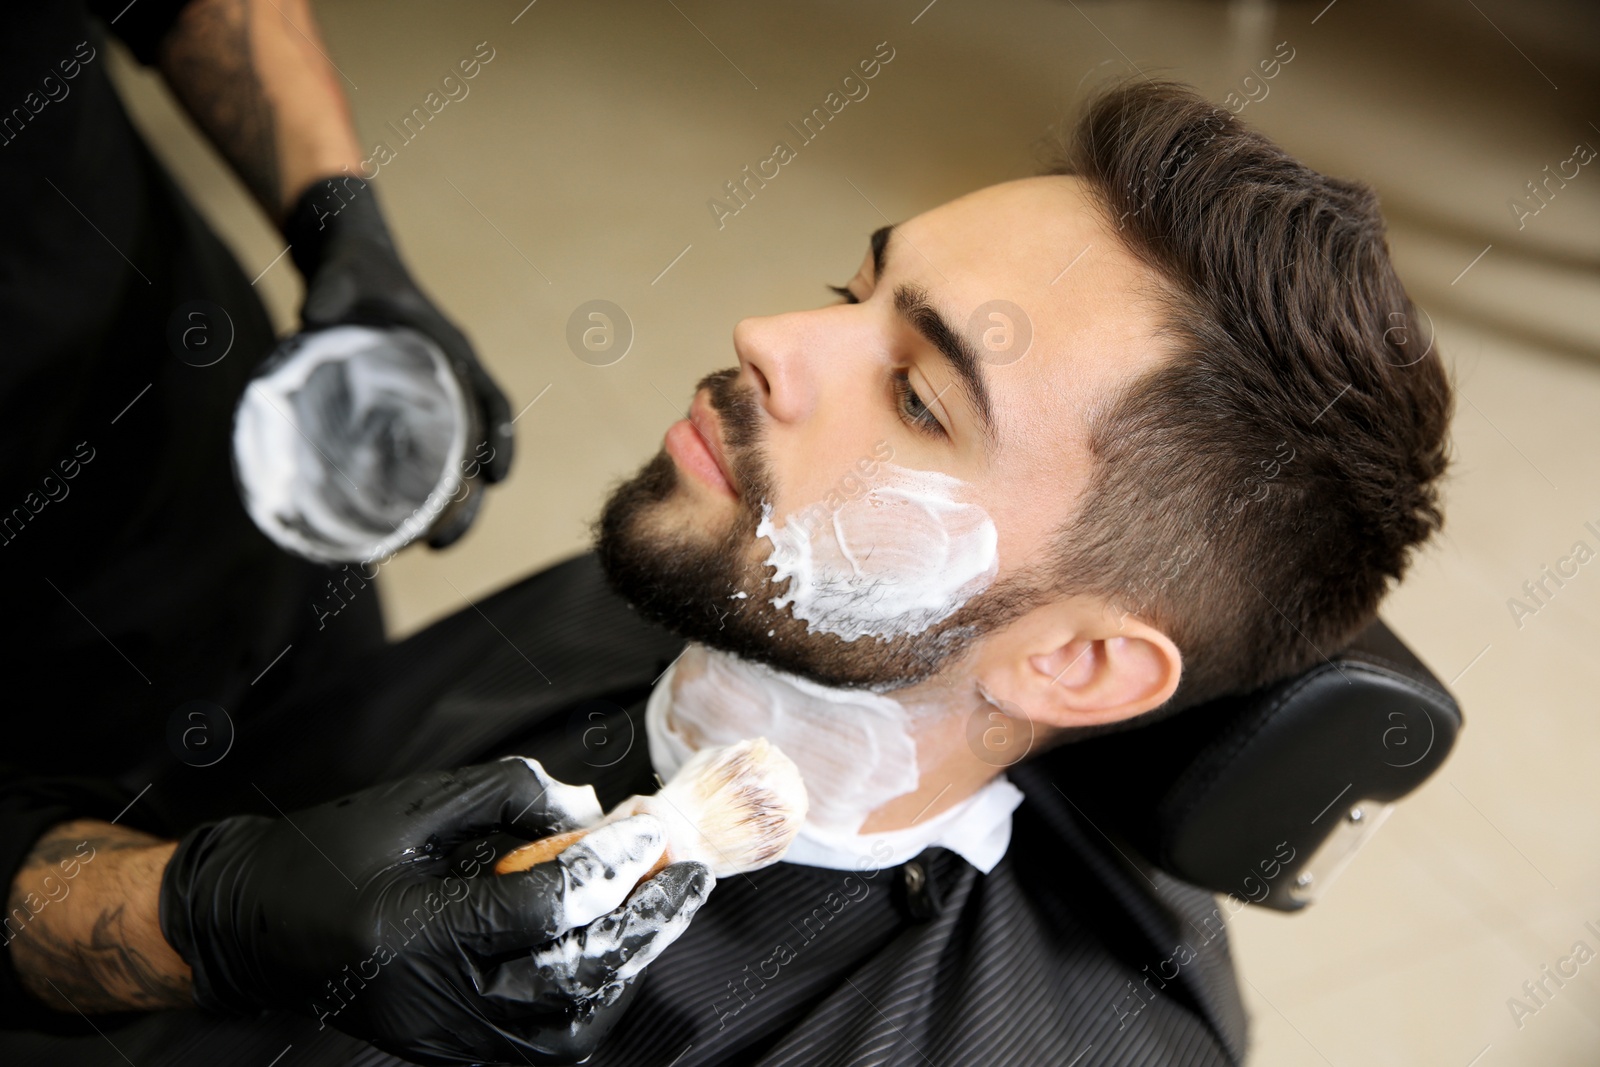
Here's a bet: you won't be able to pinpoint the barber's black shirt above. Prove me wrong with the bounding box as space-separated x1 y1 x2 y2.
0 2 380 1030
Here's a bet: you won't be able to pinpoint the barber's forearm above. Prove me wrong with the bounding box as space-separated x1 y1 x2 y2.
157 0 364 222
7 819 193 1013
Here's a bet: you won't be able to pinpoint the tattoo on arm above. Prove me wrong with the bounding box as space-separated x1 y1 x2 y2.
6 820 193 1013
158 0 282 215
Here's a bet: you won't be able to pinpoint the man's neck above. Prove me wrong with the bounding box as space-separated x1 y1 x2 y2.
653 644 1005 837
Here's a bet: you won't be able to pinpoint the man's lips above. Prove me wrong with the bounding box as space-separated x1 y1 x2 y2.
665 388 738 498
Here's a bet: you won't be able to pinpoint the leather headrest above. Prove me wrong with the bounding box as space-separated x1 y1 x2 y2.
1033 619 1462 910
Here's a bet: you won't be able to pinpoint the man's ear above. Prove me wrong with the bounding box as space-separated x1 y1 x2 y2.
972 600 1182 730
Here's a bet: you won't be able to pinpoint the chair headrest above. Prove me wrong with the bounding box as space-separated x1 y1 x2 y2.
1033 619 1462 911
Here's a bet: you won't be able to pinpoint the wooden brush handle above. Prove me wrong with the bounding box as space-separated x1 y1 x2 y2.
495 829 587 875
494 827 673 879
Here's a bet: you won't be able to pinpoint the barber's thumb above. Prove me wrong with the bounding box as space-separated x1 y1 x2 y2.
606 861 715 985
633 861 716 928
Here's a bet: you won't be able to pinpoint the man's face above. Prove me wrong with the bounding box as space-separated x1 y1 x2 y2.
598 176 1171 691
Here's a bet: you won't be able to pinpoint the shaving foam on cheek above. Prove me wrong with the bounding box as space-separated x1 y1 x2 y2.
755 464 998 641
650 646 924 835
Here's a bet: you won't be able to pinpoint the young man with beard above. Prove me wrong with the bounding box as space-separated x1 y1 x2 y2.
3 80 1449 1066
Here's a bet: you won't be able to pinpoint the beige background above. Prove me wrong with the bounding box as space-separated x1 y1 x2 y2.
110 0 1599 1062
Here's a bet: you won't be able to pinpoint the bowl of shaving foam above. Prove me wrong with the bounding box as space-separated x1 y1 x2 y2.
231 325 474 565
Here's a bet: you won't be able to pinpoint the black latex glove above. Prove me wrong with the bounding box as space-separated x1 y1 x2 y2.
284 176 515 548
159 757 713 1066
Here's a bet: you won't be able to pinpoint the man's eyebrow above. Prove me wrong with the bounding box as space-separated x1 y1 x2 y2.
868 224 995 448
891 283 996 449
870 224 893 283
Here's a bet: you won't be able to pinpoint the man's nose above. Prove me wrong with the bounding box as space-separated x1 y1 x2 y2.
732 311 829 425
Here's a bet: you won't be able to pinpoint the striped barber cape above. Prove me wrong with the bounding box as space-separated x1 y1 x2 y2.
5 554 1247 1067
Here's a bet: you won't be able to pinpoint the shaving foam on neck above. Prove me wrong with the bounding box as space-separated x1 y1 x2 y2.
755 464 998 641
647 645 926 835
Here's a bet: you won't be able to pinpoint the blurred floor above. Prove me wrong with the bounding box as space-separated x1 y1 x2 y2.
111 0 1599 1063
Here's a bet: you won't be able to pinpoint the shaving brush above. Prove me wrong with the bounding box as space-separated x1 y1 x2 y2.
494 737 809 879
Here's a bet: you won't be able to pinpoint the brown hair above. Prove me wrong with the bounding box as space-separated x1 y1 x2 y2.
1043 80 1452 712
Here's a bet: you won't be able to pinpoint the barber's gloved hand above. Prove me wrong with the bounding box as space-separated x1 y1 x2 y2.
159 757 713 1066
283 176 514 548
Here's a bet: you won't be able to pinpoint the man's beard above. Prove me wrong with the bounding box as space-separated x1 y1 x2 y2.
594 368 1039 692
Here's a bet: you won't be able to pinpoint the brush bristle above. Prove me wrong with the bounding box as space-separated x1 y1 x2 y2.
614 738 808 877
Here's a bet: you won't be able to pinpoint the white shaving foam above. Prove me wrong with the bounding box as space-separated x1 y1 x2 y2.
755 464 998 641
500 755 604 828
647 646 923 835
553 813 665 929
231 325 468 564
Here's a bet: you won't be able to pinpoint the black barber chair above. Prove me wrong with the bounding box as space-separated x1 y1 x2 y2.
1040 619 1462 910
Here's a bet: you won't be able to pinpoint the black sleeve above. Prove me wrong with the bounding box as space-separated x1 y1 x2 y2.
86 0 195 66
0 769 166 1032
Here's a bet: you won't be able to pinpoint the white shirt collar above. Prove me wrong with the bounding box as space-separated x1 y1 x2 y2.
643 657 1022 875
